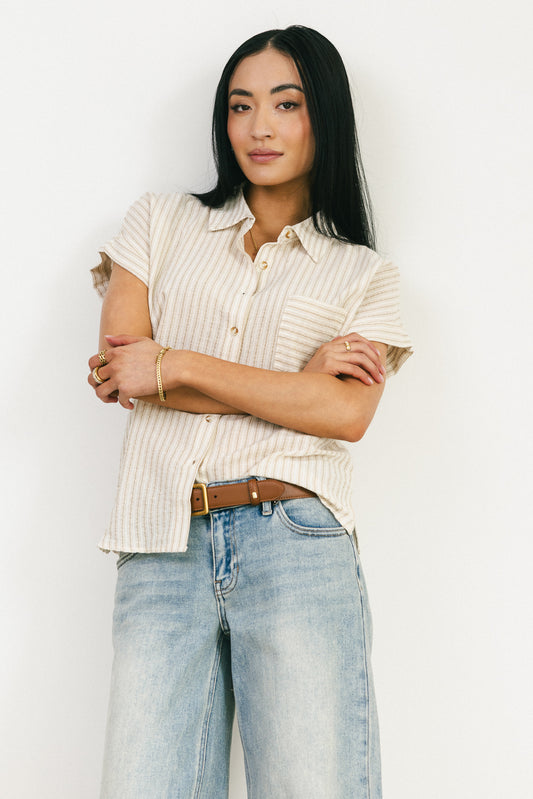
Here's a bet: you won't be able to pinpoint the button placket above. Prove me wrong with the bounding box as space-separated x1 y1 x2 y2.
254 243 275 292
222 250 259 355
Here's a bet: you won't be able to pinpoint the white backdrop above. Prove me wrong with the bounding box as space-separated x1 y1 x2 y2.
1 1 532 796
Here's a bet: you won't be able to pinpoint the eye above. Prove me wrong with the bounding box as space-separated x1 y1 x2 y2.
278 101 298 111
229 103 251 113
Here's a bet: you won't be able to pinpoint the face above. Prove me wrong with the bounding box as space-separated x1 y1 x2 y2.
227 48 315 192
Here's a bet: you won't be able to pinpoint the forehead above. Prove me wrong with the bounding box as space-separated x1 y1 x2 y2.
228 48 301 91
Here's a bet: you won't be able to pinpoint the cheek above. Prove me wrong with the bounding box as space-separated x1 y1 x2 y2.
284 116 314 153
226 118 237 151
296 121 315 165
226 120 235 148
227 118 244 152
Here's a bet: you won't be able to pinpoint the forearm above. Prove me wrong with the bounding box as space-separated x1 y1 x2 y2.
90 334 386 436
162 350 384 441
138 386 244 415
97 265 242 414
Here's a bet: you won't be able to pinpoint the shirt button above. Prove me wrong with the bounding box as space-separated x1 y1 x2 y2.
230 326 239 335
205 415 212 423
259 260 268 270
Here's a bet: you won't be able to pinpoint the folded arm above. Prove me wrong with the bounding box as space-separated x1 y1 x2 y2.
94 262 242 413
89 262 387 441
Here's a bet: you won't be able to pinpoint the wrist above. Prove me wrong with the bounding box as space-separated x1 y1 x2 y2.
156 347 172 401
161 349 195 392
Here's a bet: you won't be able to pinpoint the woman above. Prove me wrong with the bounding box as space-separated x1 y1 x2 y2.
89 25 412 799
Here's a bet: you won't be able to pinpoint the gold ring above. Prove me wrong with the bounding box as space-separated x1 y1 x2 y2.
92 366 106 385
98 350 107 365
344 341 352 352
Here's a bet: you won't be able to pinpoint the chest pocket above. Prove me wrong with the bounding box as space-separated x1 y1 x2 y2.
273 296 347 372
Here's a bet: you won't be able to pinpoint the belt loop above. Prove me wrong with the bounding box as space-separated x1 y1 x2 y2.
248 478 261 505
261 501 273 516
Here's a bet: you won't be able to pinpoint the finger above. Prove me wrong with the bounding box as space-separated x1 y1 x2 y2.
350 353 384 383
342 334 381 359
319 354 375 385
335 363 374 385
87 367 109 387
104 334 143 347
88 373 118 402
340 338 385 374
117 391 134 410
88 351 114 370
336 351 384 383
344 365 376 386
343 333 383 361
333 353 387 385
88 363 112 383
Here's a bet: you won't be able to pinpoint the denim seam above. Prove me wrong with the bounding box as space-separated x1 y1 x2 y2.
115 552 139 569
236 710 253 799
348 533 372 799
275 501 347 537
214 511 240 596
210 515 228 634
193 629 226 799
211 513 240 636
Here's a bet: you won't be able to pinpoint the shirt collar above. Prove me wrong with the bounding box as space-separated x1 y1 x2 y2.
288 215 329 263
208 190 254 232
208 189 327 263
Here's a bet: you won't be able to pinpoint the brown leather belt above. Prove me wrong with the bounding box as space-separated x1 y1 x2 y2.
191 478 316 516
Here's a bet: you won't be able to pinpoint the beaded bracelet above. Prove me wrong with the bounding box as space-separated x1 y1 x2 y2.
156 347 171 402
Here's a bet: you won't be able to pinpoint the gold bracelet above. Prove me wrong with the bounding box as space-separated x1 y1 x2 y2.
156 347 171 402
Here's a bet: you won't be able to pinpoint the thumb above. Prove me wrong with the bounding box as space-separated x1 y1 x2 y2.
104 334 144 347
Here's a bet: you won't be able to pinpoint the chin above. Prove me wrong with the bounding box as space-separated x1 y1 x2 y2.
243 170 305 189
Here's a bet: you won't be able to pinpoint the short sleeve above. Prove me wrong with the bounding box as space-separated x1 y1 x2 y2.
343 258 413 377
90 193 152 298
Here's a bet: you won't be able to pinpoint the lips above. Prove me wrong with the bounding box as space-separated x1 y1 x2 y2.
248 149 282 163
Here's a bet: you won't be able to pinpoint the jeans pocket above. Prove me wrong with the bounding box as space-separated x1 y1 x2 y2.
116 552 139 570
275 498 347 537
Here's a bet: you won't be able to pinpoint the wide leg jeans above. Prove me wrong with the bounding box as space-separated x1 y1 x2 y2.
100 494 382 798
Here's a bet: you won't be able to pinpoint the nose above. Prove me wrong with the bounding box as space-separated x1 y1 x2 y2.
250 107 273 139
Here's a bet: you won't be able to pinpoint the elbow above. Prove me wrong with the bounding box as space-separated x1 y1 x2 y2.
339 420 369 444
316 382 383 442
334 389 382 442
337 405 378 442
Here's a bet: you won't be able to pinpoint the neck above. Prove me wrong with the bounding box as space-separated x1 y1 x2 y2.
245 181 311 242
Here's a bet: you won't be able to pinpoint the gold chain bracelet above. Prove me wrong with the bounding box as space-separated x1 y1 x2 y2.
156 347 171 402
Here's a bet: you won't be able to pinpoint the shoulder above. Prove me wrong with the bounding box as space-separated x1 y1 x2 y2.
318 235 394 281
139 191 210 226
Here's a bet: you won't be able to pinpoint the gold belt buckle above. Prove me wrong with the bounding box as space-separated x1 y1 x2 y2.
192 483 209 516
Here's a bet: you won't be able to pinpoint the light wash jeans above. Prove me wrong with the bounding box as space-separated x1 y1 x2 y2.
100 487 381 799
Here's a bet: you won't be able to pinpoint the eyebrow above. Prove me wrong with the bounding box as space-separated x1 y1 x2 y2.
228 83 304 98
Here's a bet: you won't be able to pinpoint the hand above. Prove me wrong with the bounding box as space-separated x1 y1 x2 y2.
302 333 385 386
87 334 165 409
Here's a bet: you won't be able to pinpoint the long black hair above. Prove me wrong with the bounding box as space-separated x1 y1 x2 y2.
194 25 376 249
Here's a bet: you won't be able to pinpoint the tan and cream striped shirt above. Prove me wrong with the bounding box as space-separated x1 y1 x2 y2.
91 190 413 553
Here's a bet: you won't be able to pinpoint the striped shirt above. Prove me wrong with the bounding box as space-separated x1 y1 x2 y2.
91 190 413 553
